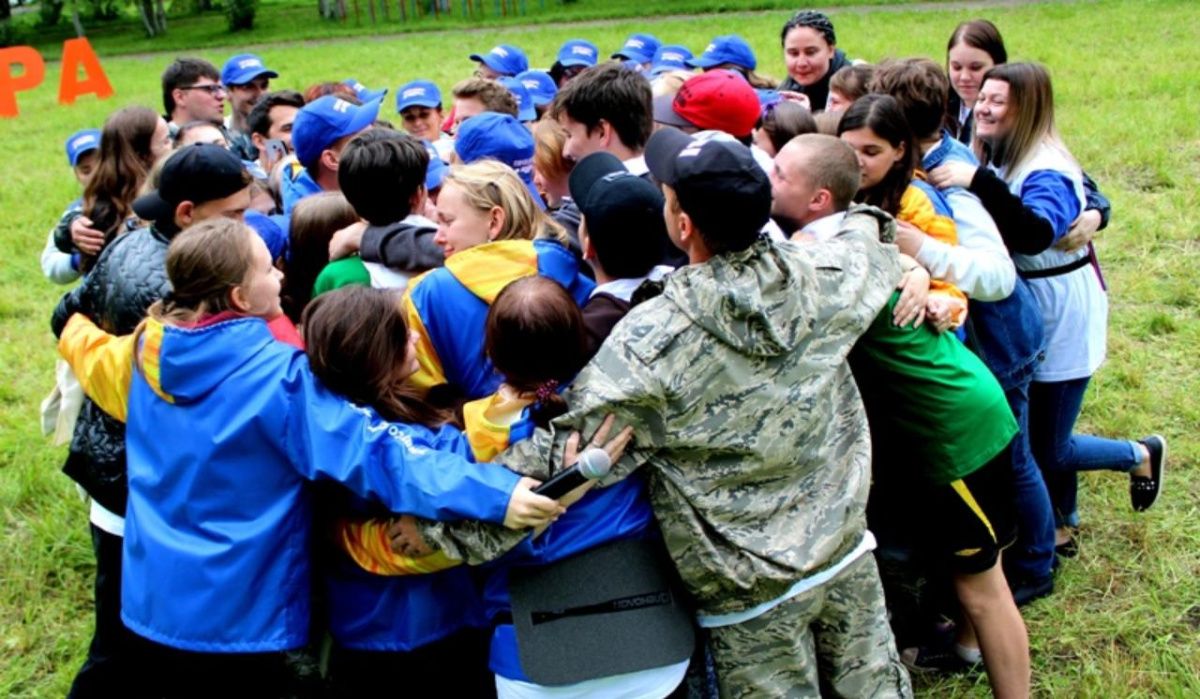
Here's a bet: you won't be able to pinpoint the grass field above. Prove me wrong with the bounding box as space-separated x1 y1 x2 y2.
2 0 1199 695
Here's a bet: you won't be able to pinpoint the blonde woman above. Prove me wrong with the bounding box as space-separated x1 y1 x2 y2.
405 159 592 399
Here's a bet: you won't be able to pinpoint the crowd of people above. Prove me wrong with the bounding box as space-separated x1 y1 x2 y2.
40 11 1167 699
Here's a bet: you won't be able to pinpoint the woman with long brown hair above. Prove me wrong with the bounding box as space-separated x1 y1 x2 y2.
78 106 171 270
930 63 1166 558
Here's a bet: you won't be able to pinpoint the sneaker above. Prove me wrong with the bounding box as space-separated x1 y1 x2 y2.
1009 573 1054 607
1130 435 1167 512
900 643 981 675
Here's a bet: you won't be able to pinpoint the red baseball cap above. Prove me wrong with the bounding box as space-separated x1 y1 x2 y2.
651 70 761 139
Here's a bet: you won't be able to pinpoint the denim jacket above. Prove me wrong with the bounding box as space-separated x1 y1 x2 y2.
924 132 1044 389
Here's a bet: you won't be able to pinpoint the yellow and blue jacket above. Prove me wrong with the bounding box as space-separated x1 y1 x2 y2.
899 178 969 328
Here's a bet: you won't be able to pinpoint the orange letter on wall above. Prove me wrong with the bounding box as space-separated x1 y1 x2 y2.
0 46 46 118
59 38 114 106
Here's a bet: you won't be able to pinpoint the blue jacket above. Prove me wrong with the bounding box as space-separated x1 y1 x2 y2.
325 424 488 651
122 316 522 652
924 132 1044 389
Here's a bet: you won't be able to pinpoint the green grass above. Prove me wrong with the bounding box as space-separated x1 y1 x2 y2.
12 0 949 59
2 0 1199 695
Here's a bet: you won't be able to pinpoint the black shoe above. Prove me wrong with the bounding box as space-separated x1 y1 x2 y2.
900 643 981 675
1055 537 1078 559
1131 435 1167 512
1009 573 1054 607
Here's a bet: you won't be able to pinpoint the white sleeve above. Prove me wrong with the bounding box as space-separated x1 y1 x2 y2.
916 189 1015 302
41 230 80 285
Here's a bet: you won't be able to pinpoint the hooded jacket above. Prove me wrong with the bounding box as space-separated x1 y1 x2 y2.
114 315 522 652
403 239 594 399
358 214 445 275
420 207 901 616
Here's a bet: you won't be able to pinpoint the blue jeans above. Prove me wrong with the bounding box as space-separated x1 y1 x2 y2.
1029 377 1139 528
1004 381 1056 580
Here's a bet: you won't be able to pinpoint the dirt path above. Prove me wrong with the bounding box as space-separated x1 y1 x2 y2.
106 0 1075 62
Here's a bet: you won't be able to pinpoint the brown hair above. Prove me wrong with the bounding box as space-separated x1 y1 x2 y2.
485 276 587 428
829 63 875 104
451 78 519 117
532 118 573 188
302 286 454 428
869 58 950 140
81 106 162 269
947 19 1008 66
973 62 1073 175
135 218 258 353
304 82 361 105
281 192 360 323
758 100 817 155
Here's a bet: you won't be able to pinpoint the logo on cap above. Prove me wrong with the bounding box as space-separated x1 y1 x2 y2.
704 43 717 53
521 80 539 90
662 52 684 62
628 40 645 49
332 99 352 113
493 47 509 57
601 171 633 183
238 58 262 69
402 87 427 99
71 135 97 149
572 46 595 57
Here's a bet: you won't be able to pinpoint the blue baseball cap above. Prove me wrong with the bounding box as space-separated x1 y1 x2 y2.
422 140 449 192
291 95 382 169
650 45 695 76
343 78 388 104
556 39 599 68
468 44 529 77
500 77 537 122
65 128 101 167
612 33 661 64
221 53 278 87
516 70 557 107
245 209 288 260
396 79 442 113
688 35 757 71
454 112 545 209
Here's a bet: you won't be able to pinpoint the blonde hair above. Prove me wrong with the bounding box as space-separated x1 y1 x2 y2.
443 160 567 244
650 70 693 99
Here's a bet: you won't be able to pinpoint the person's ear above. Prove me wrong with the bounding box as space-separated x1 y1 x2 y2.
811 188 833 215
597 119 613 147
487 205 506 239
409 185 427 215
678 210 695 246
320 147 340 173
895 141 907 163
251 132 266 151
174 200 196 228
228 283 252 313
579 220 595 261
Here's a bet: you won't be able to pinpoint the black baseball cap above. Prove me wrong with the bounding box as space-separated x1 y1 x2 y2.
568 152 667 278
133 144 250 224
644 128 771 245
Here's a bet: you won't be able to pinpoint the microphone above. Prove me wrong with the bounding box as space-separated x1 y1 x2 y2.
532 448 612 499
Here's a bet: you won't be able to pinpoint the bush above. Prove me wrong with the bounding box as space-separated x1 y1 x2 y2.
38 0 65 27
227 0 256 30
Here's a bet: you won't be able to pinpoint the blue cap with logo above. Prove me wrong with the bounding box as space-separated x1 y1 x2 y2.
454 112 545 209
343 78 388 104
291 95 382 169
556 39 599 68
396 79 443 113
500 76 537 122
468 44 529 77
612 33 661 64
650 45 695 76
221 53 278 86
422 140 449 192
687 35 757 71
516 70 557 107
65 128 101 167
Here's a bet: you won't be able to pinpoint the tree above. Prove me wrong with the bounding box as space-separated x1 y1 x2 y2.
227 0 256 30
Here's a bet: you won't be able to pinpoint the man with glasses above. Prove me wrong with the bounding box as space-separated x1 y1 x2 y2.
221 53 279 162
161 58 227 139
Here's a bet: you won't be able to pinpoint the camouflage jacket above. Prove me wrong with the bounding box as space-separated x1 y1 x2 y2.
420 206 902 616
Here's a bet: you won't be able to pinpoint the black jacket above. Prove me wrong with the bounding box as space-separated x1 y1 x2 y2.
778 49 851 113
358 217 445 272
51 225 176 514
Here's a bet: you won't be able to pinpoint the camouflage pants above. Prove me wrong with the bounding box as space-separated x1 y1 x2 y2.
706 554 912 698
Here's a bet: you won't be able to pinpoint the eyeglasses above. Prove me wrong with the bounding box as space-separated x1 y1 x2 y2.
180 84 227 96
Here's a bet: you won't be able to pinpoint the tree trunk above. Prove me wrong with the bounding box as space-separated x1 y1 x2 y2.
138 0 156 36
0 2 10 21
70 0 84 36
154 0 167 32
